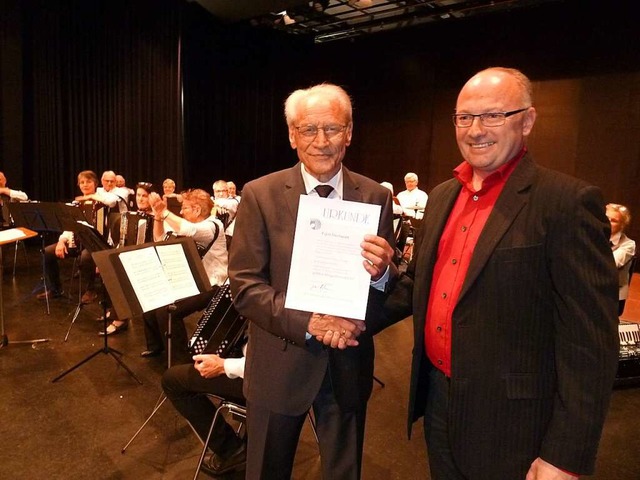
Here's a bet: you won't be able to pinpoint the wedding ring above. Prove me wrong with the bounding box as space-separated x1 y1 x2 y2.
341 329 346 336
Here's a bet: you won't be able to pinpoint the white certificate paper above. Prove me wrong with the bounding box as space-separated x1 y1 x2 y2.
285 195 381 320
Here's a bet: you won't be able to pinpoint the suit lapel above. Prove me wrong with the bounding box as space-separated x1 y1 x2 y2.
341 166 363 203
458 154 536 301
283 163 307 224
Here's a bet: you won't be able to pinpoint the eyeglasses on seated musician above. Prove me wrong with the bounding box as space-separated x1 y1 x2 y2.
140 188 228 364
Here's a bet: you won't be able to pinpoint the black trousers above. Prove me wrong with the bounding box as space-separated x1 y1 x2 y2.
423 363 469 480
162 363 244 458
42 243 96 293
245 368 367 480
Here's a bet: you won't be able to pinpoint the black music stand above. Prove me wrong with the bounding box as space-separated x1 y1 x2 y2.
9 202 71 315
0 227 49 348
91 238 212 453
51 226 143 384
56 205 105 341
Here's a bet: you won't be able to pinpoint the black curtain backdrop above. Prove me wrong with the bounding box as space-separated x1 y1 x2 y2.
23 0 183 201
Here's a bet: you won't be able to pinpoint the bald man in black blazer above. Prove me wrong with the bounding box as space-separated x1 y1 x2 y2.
229 84 395 479
384 68 619 480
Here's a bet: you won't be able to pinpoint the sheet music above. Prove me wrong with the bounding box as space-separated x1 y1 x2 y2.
155 243 200 300
0 228 26 243
118 248 176 312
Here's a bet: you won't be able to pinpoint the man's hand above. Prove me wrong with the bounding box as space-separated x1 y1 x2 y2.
54 240 68 258
308 313 366 349
525 458 578 480
361 234 394 281
193 354 226 379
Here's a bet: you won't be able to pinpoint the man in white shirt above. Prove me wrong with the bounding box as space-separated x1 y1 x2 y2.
162 347 246 476
397 172 428 219
0 171 28 226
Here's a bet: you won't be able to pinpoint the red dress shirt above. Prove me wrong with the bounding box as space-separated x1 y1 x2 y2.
424 148 525 377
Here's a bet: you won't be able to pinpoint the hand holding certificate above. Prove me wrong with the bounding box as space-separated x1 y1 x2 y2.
285 195 381 321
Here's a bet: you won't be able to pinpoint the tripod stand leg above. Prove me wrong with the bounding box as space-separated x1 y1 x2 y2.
63 303 83 342
121 394 167 453
108 349 143 385
51 348 102 382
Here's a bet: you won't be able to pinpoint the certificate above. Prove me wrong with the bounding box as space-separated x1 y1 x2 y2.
285 195 381 320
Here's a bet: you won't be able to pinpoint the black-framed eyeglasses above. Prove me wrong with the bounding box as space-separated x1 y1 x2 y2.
136 182 153 191
452 108 529 128
294 124 347 139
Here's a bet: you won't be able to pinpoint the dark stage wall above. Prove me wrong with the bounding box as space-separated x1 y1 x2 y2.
1 0 638 239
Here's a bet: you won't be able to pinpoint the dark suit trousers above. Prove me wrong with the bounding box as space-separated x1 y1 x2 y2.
245 368 367 480
423 363 468 480
162 363 244 458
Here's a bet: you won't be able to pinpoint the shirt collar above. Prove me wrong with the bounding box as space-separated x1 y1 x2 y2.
454 147 527 193
610 231 622 246
300 163 343 199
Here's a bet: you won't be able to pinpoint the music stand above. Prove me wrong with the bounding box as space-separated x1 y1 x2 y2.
0 227 49 348
51 226 142 384
9 202 71 315
55 204 104 341
95 238 211 453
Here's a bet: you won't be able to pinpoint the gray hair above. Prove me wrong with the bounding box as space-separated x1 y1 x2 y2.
284 83 352 127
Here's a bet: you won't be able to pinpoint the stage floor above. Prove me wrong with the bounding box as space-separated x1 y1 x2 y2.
0 241 638 479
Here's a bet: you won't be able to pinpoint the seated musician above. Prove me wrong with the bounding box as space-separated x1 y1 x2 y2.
0 171 29 227
606 203 636 315
162 178 183 216
77 170 129 217
162 343 247 476
36 170 100 302
142 188 227 363
98 181 155 335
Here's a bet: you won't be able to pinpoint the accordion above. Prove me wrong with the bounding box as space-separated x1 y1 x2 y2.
188 283 247 357
118 211 154 247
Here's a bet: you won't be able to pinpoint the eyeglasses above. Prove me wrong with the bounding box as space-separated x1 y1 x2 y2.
452 108 529 128
136 182 153 190
294 124 347 139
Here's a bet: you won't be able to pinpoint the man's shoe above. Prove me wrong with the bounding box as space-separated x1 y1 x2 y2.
205 443 246 475
81 289 98 304
36 289 64 300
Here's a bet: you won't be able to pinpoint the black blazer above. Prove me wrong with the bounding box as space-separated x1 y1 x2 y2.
229 163 395 415
385 154 619 477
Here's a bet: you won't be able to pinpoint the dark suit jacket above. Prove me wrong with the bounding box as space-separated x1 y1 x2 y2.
385 154 619 477
229 163 395 416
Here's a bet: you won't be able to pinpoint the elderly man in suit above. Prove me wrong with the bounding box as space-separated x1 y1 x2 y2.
229 83 395 479
384 67 619 480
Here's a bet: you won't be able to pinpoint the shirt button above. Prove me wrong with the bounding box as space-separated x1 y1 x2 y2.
436 326 442 332
461 226 467 232
451 258 457 264
473 195 479 201
441 292 447 299
437 359 443 365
